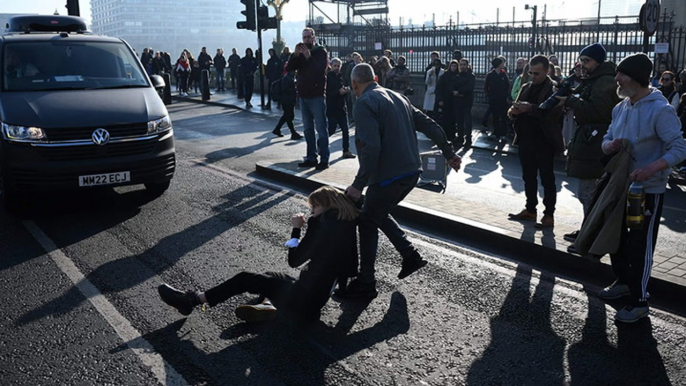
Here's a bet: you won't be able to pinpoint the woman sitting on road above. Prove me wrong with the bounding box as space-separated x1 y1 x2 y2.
158 186 359 323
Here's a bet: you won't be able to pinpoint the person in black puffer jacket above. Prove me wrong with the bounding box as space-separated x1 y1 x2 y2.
452 58 476 148
158 186 360 324
435 60 460 142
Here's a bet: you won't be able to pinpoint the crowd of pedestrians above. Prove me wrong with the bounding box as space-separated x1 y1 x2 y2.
154 34 686 326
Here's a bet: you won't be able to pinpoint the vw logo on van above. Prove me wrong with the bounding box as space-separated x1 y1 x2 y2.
92 128 110 145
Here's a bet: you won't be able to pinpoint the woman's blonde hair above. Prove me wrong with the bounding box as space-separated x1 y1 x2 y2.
308 186 360 221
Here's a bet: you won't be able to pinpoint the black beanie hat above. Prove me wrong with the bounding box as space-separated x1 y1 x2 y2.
579 43 606 64
492 57 504 68
617 53 653 87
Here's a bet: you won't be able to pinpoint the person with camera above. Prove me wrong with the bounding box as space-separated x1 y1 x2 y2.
507 55 565 228
287 28 330 170
326 58 356 159
555 43 621 243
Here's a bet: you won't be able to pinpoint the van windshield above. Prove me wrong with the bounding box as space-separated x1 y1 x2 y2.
2 41 149 91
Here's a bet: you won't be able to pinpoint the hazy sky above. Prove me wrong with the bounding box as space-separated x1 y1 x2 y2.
1 0 643 25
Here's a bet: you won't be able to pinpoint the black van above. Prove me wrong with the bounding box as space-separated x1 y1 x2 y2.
0 15 175 211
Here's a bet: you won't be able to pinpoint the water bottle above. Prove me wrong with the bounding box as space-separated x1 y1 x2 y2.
626 182 645 230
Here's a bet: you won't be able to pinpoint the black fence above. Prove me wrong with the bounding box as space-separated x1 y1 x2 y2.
312 13 686 77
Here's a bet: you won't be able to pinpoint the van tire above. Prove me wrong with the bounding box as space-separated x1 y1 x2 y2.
144 180 171 197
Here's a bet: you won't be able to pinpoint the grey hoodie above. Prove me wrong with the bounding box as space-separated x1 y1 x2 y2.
603 88 686 193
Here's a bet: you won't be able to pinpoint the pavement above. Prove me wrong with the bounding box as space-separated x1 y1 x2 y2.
173 89 686 305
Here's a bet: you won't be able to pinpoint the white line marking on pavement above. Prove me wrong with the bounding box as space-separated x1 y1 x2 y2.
23 220 189 386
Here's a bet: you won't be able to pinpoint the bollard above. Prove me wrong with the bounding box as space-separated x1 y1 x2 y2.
201 69 210 101
162 72 172 105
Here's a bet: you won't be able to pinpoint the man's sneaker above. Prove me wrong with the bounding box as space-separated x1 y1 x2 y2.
614 305 650 323
298 159 318 168
564 230 580 242
235 301 278 322
315 162 329 170
398 251 428 279
158 284 199 316
272 128 284 137
598 281 631 300
335 279 378 299
342 151 357 159
290 133 303 140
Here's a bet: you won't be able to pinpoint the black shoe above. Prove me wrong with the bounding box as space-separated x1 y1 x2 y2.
272 129 284 137
158 284 198 316
335 279 378 299
464 141 472 149
315 162 329 170
398 251 428 279
298 159 318 168
564 230 580 242
290 133 303 140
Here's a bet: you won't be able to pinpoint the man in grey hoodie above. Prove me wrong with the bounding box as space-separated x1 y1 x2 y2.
340 63 462 298
598 53 686 323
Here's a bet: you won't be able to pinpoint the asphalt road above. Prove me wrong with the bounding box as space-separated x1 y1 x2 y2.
2 101 685 385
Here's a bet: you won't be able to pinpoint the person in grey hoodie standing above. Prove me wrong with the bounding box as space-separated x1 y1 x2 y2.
338 63 462 299
598 53 686 323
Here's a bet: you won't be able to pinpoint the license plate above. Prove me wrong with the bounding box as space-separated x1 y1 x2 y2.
78 171 130 187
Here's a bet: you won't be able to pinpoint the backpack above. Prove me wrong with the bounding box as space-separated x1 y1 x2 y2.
270 77 282 102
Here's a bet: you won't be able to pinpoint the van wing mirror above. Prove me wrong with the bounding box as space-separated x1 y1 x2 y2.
150 74 166 90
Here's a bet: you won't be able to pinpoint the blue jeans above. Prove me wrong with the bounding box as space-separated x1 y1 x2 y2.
300 97 329 164
358 173 419 283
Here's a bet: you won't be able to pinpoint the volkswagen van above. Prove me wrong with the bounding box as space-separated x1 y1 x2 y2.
0 15 175 211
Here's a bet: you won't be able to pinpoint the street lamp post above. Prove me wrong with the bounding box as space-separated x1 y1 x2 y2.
525 4 538 57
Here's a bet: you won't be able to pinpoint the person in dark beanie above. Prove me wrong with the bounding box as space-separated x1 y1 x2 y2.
556 42 621 244
484 56 510 142
587 52 686 323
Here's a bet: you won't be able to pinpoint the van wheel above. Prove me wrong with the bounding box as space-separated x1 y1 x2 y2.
144 180 171 197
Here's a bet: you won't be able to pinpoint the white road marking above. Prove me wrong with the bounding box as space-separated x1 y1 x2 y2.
23 220 189 386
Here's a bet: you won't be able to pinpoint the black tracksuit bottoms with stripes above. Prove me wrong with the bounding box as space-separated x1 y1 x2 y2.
610 193 664 305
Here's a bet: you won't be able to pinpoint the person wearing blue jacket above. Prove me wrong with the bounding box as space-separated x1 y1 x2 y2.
598 53 686 323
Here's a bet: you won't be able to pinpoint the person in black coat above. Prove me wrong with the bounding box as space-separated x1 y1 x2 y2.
240 48 258 108
452 58 476 148
484 56 511 141
158 186 359 324
273 68 303 140
265 48 282 108
326 58 356 158
228 48 241 91
213 48 227 92
435 60 460 142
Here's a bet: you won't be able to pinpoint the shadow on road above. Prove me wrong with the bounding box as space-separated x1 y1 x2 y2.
16 182 290 326
121 292 408 385
566 287 671 385
467 266 566 384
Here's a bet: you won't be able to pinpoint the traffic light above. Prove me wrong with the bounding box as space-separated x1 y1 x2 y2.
237 0 256 31
65 0 80 16
257 6 278 30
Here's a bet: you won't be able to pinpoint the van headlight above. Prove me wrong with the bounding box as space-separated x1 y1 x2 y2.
1 122 47 141
147 115 172 134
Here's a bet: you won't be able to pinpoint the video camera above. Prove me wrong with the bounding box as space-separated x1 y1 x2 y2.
538 76 576 110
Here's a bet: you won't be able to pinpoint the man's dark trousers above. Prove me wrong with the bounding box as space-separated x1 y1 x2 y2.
327 112 351 153
358 174 419 283
518 141 556 216
490 99 509 137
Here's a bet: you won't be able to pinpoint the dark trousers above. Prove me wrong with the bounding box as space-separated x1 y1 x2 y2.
481 105 491 127
490 99 509 137
358 173 419 283
441 107 456 141
518 142 556 216
230 69 237 89
178 72 189 93
204 271 295 309
455 101 473 144
327 112 350 152
610 193 664 305
244 75 254 104
275 104 296 134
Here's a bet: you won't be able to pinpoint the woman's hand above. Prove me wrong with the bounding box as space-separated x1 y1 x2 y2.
291 213 306 228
